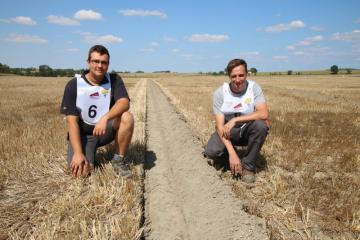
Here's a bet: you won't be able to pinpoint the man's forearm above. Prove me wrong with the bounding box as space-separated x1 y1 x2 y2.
221 136 237 157
67 117 83 155
102 98 129 121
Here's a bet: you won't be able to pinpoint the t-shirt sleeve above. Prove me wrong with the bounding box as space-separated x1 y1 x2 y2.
111 74 129 101
60 78 79 116
253 82 266 106
213 87 223 115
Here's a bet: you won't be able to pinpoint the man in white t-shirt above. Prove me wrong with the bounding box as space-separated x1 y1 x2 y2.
61 45 134 178
204 59 270 183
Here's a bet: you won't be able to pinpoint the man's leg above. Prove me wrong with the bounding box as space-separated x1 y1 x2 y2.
240 120 269 172
110 111 134 178
67 134 98 175
113 111 134 156
204 132 227 160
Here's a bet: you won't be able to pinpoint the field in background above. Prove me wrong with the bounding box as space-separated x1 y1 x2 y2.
0 75 145 239
1 73 359 239
155 74 360 239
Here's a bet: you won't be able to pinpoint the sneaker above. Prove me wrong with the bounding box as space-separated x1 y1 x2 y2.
206 158 214 166
203 151 214 166
242 169 255 183
111 155 132 178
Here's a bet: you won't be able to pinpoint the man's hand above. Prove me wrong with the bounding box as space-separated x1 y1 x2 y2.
229 153 242 176
93 116 108 136
70 152 91 178
223 118 236 139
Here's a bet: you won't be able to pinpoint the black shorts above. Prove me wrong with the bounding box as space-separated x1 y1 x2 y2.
66 120 115 166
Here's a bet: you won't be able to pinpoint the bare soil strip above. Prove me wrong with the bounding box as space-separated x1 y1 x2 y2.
144 79 268 239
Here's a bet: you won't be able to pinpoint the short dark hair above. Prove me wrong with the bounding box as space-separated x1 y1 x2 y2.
87 45 110 62
226 59 248 76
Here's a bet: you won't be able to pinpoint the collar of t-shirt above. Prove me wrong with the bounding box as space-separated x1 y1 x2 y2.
228 80 249 96
81 70 109 86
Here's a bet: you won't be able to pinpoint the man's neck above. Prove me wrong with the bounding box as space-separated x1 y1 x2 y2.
229 80 248 94
85 73 103 85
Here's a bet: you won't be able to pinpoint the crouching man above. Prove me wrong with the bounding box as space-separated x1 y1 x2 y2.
204 59 269 183
60 45 134 178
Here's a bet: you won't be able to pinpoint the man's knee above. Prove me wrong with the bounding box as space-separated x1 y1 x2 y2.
204 146 225 159
121 111 134 127
204 133 226 159
252 120 269 138
114 111 134 130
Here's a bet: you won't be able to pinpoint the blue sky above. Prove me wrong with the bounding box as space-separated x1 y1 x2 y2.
0 0 359 72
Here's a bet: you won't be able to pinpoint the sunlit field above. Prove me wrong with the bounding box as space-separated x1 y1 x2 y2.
0 75 145 239
155 74 360 239
1 73 359 239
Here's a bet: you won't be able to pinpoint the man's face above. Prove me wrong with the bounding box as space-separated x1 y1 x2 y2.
229 65 247 93
87 51 109 79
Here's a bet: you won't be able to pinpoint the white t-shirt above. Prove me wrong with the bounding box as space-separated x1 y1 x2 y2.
213 80 265 118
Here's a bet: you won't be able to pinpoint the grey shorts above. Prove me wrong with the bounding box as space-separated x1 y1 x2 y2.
67 120 115 166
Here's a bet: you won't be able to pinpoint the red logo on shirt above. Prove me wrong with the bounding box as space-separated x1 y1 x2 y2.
234 103 242 110
90 92 100 98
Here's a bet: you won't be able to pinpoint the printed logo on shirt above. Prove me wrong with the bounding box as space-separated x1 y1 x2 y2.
89 92 100 99
244 97 252 105
101 89 109 97
234 103 242 110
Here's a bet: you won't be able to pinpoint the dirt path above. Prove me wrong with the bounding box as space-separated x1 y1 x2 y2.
144 79 268 240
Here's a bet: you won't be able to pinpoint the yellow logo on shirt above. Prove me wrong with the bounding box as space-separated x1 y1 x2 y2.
101 89 109 97
244 97 252 105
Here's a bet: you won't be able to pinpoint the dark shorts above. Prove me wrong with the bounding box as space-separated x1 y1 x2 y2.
67 120 115 166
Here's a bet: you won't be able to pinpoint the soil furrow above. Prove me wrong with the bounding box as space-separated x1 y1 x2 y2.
144 79 268 240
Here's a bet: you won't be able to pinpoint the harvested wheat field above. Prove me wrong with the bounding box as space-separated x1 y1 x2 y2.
0 75 145 239
154 73 360 239
0 73 359 239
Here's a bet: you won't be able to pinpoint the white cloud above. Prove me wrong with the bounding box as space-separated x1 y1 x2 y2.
74 10 102 20
4 33 47 44
47 15 80 26
67 48 80 52
151 42 159 47
273 55 288 61
355 18 360 24
181 54 193 58
0 17 37 25
290 47 333 57
287 35 324 50
119 9 167 19
331 29 360 42
294 51 304 56
287 45 295 50
265 20 305 33
163 36 177 42
188 34 229 42
171 48 180 53
80 32 122 44
140 48 154 52
298 35 324 46
12 16 36 25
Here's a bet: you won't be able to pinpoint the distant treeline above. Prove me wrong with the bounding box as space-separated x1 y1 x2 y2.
1 62 358 77
0 63 83 77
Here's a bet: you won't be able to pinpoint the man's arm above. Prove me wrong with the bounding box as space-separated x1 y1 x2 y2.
223 103 269 138
215 114 242 175
66 115 91 177
93 98 130 136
